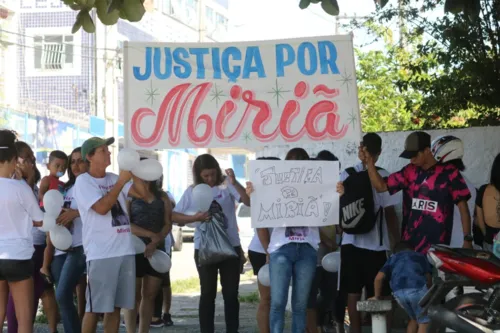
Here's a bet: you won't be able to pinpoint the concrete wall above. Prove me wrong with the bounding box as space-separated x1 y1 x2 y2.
256 126 500 189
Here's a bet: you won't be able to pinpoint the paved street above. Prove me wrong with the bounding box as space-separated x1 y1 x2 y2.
170 241 198 281
3 242 410 332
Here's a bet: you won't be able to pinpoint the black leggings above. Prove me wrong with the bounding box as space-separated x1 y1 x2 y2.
153 271 171 318
194 247 241 333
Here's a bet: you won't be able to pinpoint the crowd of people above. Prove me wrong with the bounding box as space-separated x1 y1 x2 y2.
0 128 499 333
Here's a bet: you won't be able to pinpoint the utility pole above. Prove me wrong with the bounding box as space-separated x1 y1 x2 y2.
398 0 406 49
198 0 206 42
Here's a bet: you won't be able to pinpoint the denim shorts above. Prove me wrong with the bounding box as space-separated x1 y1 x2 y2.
393 286 430 324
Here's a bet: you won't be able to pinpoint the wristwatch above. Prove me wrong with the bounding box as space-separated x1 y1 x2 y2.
464 234 474 242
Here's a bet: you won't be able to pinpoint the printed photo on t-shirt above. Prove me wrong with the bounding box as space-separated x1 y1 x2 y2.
63 200 74 234
285 227 309 240
111 202 129 227
208 200 228 229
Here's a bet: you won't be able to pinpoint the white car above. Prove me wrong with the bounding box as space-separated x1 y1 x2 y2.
236 203 253 253
171 225 183 251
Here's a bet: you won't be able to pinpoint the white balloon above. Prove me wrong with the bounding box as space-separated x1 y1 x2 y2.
131 235 146 254
39 214 57 232
148 250 172 273
132 159 163 181
258 264 270 287
192 184 213 212
118 148 140 171
321 252 340 273
50 225 73 251
43 190 64 216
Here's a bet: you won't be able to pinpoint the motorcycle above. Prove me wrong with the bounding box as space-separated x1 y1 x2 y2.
419 244 500 331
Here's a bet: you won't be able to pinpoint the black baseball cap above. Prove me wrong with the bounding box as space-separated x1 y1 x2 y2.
361 133 382 156
400 131 431 159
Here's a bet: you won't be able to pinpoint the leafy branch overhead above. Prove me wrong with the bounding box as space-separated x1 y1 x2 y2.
350 0 500 129
297 0 477 17
62 0 146 34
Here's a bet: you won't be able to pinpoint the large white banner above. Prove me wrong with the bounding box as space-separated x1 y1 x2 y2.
249 160 340 228
123 35 362 149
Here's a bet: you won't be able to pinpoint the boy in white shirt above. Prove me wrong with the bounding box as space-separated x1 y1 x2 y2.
74 137 147 333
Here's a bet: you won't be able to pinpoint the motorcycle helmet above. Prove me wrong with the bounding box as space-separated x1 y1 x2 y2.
431 135 464 163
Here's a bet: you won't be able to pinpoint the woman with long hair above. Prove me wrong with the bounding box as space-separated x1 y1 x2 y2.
476 153 500 251
38 147 87 333
124 158 173 333
247 148 319 333
6 140 59 333
247 156 279 333
0 130 45 333
173 153 250 333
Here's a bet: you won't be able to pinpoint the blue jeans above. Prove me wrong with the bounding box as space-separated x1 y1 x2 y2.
51 246 86 333
393 286 430 324
269 243 317 333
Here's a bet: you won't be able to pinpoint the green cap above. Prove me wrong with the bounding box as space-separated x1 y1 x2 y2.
81 137 115 161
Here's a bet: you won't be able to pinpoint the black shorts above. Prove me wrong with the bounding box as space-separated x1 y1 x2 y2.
161 272 171 287
135 254 166 280
0 259 34 282
248 250 267 276
340 244 390 297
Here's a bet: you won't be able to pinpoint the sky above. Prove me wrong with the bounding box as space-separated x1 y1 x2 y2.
222 0 444 51
225 0 378 47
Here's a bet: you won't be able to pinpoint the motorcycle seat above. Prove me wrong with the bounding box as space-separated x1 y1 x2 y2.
432 245 500 268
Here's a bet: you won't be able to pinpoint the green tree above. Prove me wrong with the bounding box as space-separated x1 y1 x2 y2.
355 0 500 128
356 24 429 132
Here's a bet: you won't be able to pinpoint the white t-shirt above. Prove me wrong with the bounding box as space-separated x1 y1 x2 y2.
55 186 83 256
450 174 476 248
248 228 273 254
0 178 45 260
74 172 134 261
31 185 47 246
340 163 402 252
267 226 320 254
174 182 241 250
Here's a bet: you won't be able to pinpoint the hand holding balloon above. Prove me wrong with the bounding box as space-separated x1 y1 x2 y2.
194 211 210 223
182 211 210 228
56 208 78 227
117 148 163 182
117 148 140 171
144 243 156 259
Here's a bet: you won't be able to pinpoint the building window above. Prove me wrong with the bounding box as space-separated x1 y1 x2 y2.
186 0 198 13
33 35 74 70
206 6 214 25
160 0 172 15
216 13 228 29
25 28 81 77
